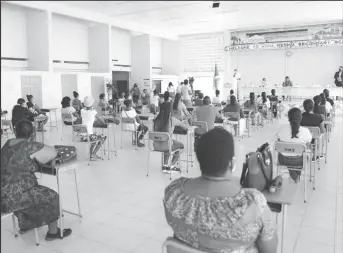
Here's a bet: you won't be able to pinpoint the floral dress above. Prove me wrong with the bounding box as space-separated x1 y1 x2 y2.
1 139 60 230
163 177 276 253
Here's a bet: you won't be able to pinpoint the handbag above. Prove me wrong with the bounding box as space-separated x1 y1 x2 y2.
240 142 274 191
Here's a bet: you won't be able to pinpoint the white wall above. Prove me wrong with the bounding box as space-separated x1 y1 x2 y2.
111 27 131 66
1 3 28 68
162 39 181 75
88 23 111 73
131 35 151 90
231 46 343 87
150 36 162 68
51 14 89 62
26 10 50 71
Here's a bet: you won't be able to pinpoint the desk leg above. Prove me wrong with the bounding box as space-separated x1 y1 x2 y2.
56 170 64 238
281 204 287 253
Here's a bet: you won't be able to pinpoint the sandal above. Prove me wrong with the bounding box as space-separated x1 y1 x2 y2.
45 228 72 241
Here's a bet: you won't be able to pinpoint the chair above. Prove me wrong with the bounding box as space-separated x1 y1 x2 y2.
1 119 14 138
304 127 324 172
1 213 39 246
274 141 310 203
72 125 104 165
162 237 207 253
61 113 76 141
34 115 47 143
147 132 182 180
242 109 256 137
223 112 244 138
120 117 143 150
192 121 208 132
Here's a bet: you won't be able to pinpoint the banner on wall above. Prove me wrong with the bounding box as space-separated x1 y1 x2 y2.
225 39 343 52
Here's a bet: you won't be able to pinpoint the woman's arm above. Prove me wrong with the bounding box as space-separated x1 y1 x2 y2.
95 115 107 125
319 122 325 134
172 117 188 130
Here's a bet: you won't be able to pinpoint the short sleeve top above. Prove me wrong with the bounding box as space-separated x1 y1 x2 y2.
164 177 276 253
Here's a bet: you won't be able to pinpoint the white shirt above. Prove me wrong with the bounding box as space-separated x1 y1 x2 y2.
325 102 332 114
181 85 191 100
81 109 97 135
150 95 159 107
276 125 312 156
167 86 175 93
176 84 183 94
121 108 139 131
212 96 221 104
257 97 271 108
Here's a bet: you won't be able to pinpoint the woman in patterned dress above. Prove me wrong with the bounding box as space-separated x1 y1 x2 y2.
163 128 278 253
1 120 72 240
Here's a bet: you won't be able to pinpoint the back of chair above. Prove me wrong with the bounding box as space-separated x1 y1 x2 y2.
192 121 208 132
162 237 207 253
148 132 172 152
274 141 307 155
304 126 322 139
223 112 240 120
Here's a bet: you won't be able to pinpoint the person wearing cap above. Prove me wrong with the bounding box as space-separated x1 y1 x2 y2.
81 96 108 160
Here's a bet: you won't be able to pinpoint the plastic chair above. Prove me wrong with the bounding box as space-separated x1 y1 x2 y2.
162 237 207 253
304 126 324 171
72 125 104 165
61 113 77 141
120 117 143 150
274 141 310 203
1 213 39 246
192 121 208 132
242 109 255 137
147 132 182 180
1 119 14 138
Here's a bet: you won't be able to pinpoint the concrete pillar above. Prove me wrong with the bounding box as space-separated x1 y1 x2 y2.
223 31 232 98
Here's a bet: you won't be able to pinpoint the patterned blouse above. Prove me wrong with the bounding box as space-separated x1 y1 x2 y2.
163 177 276 253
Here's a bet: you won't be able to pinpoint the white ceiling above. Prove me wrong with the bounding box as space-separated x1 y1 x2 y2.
7 1 343 39
54 1 343 37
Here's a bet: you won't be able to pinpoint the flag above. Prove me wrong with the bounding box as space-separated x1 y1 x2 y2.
213 63 219 90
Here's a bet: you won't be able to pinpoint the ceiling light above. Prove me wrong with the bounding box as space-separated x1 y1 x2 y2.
212 1 220 8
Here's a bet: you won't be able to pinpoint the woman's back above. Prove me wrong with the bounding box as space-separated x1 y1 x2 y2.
164 177 275 253
223 104 244 119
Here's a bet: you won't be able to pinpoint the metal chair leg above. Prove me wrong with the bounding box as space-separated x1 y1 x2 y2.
34 228 39 246
56 170 64 238
12 214 18 237
73 169 82 217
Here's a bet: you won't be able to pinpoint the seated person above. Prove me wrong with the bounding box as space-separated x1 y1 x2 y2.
193 93 204 106
319 93 332 117
1 120 72 240
212 89 221 105
149 90 160 114
257 92 271 119
301 99 325 133
276 108 312 182
269 89 279 118
153 102 187 173
80 96 108 159
72 91 82 114
243 92 262 126
61 96 82 125
26 95 48 132
121 99 148 147
313 95 327 117
223 95 245 136
124 92 132 101
195 96 223 131
323 89 334 107
12 98 35 130
164 128 278 253
227 89 235 101
141 89 150 105
172 93 192 125
98 93 111 113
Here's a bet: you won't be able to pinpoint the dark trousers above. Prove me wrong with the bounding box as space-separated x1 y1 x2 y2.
136 124 148 141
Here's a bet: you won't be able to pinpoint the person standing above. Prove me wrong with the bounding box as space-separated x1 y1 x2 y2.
334 66 343 87
176 82 184 94
260 78 268 87
130 83 141 102
232 69 241 100
181 79 192 108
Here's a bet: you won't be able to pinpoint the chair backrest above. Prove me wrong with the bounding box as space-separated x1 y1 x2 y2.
274 141 307 155
192 121 208 131
72 124 88 135
223 112 240 120
148 132 172 152
121 117 136 124
162 237 207 253
304 126 322 139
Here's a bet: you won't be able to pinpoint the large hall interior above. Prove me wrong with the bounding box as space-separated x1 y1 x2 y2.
1 1 343 253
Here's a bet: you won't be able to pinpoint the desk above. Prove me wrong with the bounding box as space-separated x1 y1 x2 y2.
263 181 298 253
241 87 343 100
322 120 332 163
94 116 119 159
43 108 59 131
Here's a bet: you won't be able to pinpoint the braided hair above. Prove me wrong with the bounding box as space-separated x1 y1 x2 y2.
288 107 302 138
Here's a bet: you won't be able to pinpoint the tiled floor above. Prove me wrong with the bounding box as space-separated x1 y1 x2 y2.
1 102 342 253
